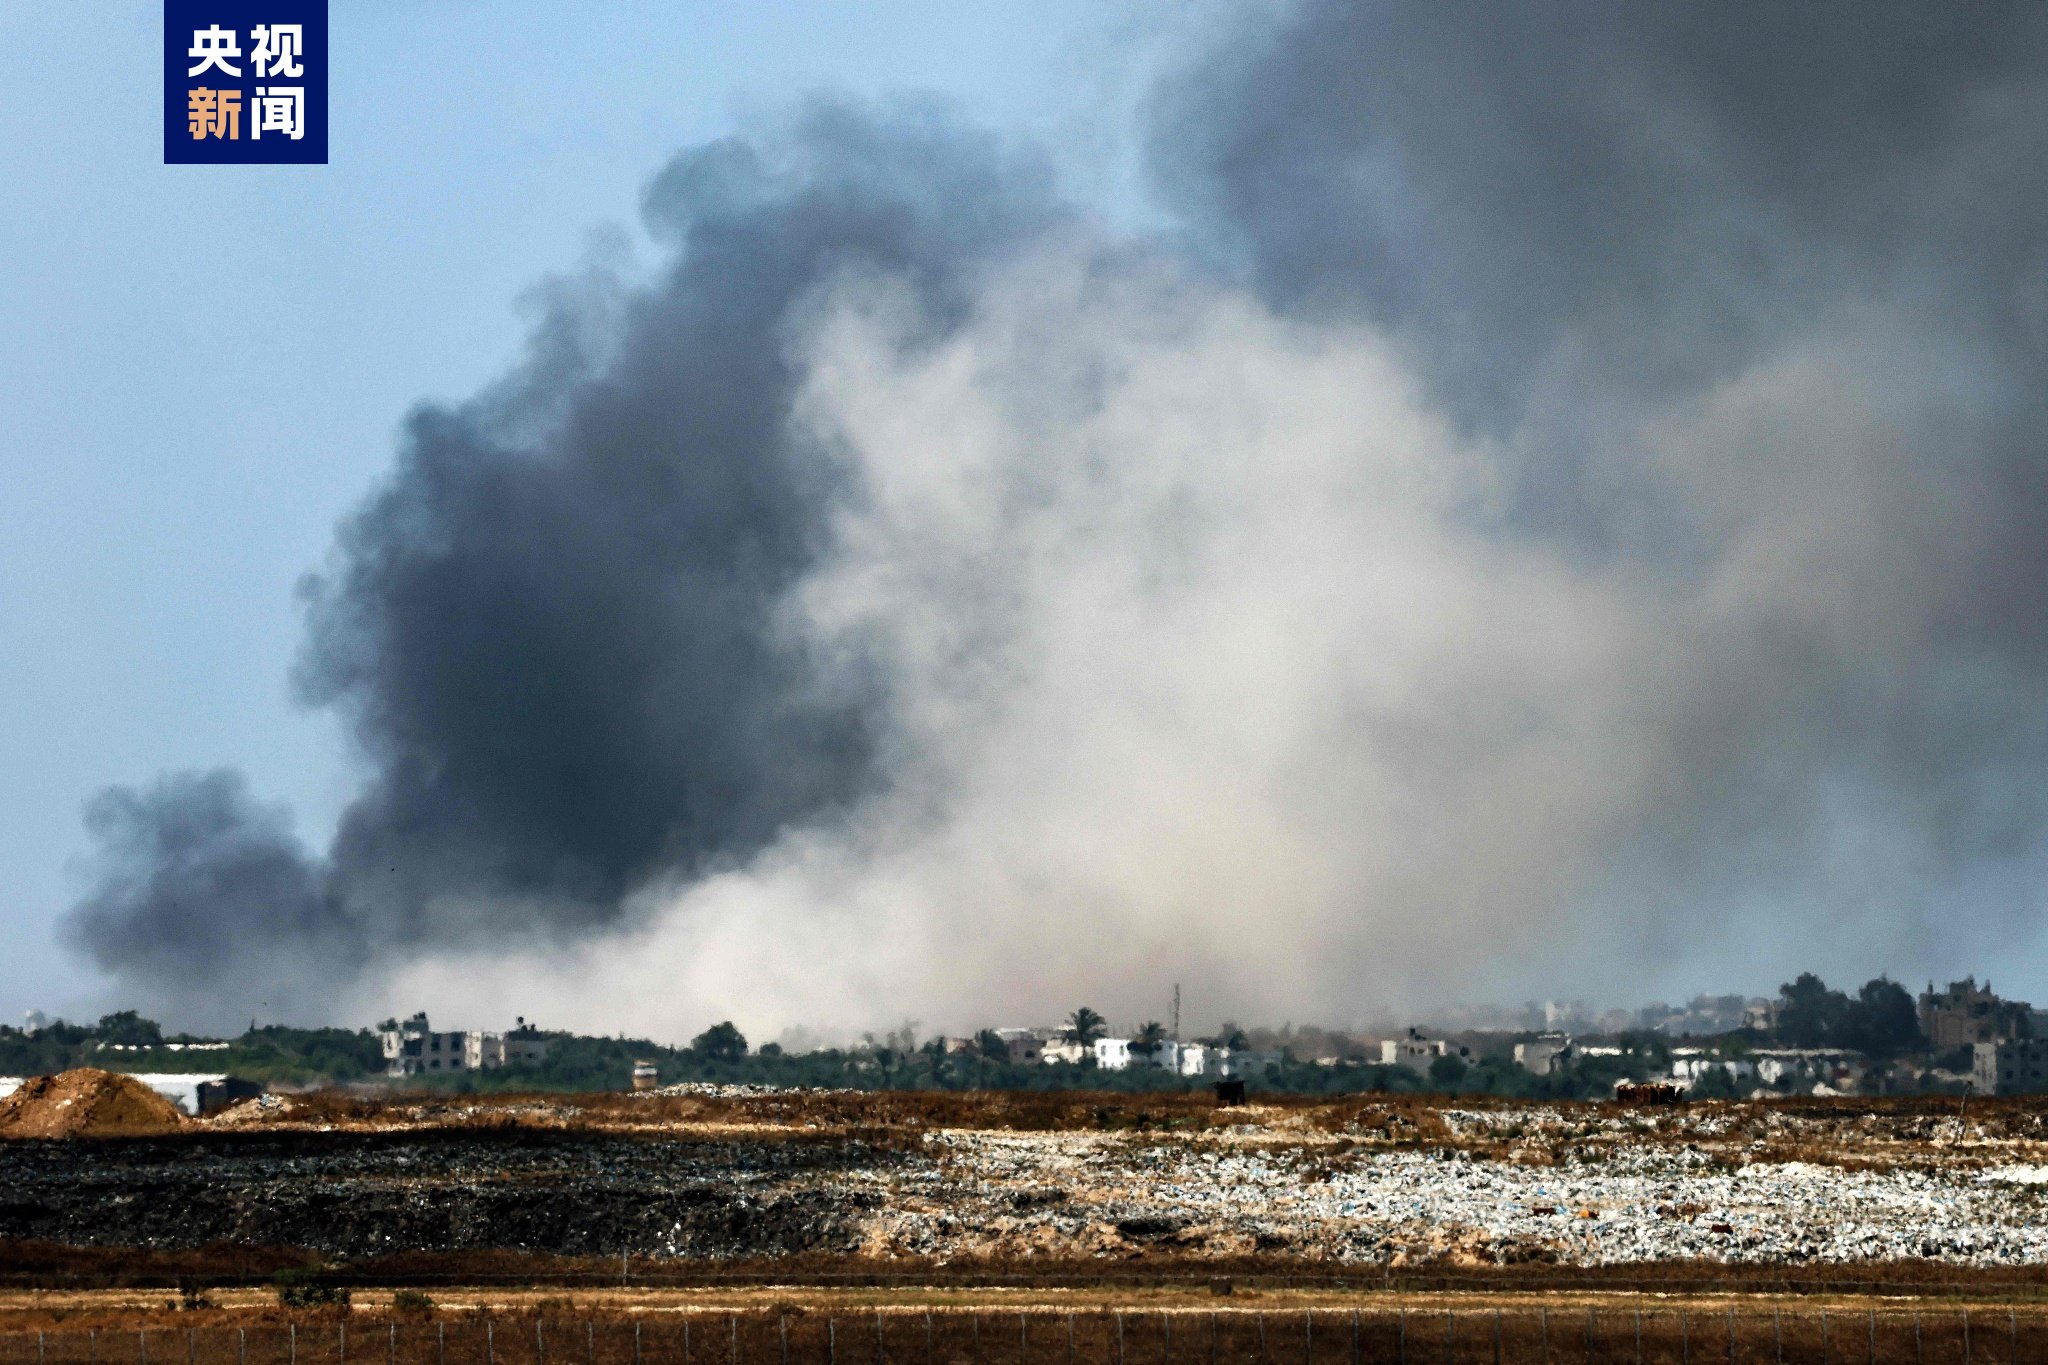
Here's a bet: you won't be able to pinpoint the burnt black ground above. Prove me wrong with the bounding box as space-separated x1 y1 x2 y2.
0 1130 905 1258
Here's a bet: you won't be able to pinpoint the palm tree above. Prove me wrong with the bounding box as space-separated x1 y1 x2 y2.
1066 1006 1107 1047
1135 1020 1169 1060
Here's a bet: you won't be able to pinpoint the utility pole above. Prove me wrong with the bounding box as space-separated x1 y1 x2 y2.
1172 984 1181 1042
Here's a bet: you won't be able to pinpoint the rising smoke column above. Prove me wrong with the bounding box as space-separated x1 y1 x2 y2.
68 4 2048 1032
66 102 1064 1016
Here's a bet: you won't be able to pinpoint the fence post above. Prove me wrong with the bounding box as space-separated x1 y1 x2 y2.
1913 1312 1921 1365
1209 1313 1216 1365
1495 1309 1503 1365
241 1330 247 1365
780 1315 789 1365
1726 1309 1733 1365
1398 1309 1406 1365
140 1329 147 1365
1162 1313 1170 1365
1866 1310 1873 1365
730 1313 737 1365
2009 1308 2017 1365
974 1314 982 1365
538 1320 545 1365
39 1331 45 1365
1635 1310 1643 1365
290 1324 296 1365
1022 1313 1028 1365
1444 1311 1452 1365
931 1312 938 1365
485 1322 492 1365
1680 1312 1688 1365
389 1324 395 1365
91 1329 98 1365
437 1323 444 1365
1587 1309 1595 1365
882 1310 889 1365
828 1319 836 1365
631 1322 639 1365
1820 1309 1828 1365
1116 1313 1124 1365
189 1328 196 1365
684 1320 690 1365
587 1324 594 1365
1773 1308 1782 1365
1351 1310 1359 1365
1962 1310 1970 1365
1540 1308 1548 1365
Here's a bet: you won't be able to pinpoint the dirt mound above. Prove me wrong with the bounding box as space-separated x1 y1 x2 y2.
0 1070 187 1138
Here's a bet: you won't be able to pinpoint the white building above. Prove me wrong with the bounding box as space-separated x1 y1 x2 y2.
993 1028 1046 1065
1669 1048 1756 1089
1751 1048 1852 1087
1040 1037 1087 1065
1093 1037 1133 1070
1137 1040 1210 1076
1381 1029 1462 1076
1514 1035 1574 1076
379 1012 551 1077
1219 1048 1286 1078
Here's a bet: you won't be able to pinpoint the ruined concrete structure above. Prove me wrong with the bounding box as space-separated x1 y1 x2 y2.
378 1012 551 1077
1919 978 2033 1050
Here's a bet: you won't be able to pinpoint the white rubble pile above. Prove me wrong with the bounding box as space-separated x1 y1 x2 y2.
639 1082 852 1098
852 1124 2048 1266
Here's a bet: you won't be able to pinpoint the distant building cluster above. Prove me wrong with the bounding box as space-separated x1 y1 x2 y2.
938 1026 1283 1078
377 1012 550 1077
1414 976 2048 1098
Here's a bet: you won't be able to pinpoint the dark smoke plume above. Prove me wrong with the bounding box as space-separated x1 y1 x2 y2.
68 100 1062 1008
66 6 2048 1028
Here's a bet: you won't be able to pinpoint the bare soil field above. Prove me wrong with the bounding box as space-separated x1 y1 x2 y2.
5 1081 2048 1314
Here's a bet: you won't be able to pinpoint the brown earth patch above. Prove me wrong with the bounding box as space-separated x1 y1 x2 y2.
0 1069 187 1138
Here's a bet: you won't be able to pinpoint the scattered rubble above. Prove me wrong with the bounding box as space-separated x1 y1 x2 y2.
4 1091 2047 1267
638 1082 850 1099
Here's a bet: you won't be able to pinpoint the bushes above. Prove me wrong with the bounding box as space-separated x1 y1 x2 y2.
274 1268 351 1308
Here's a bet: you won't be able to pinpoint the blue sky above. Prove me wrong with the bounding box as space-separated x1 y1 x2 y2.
0 2 1165 1024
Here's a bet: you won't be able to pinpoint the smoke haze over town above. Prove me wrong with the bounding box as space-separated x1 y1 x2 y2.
16 2 2048 1040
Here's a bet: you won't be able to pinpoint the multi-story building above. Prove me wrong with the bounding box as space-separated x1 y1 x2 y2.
1920 978 2032 1049
378 1012 551 1077
1973 1039 2048 1095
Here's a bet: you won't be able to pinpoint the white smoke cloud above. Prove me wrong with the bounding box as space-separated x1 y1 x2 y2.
368 245 1703 1037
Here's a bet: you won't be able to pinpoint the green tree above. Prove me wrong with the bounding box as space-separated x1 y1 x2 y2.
1775 973 1849 1048
1428 1052 1468 1088
94 1010 163 1048
1066 1007 1107 1047
1841 977 1920 1058
1135 1021 1169 1056
690 1021 748 1062
976 1028 1010 1062
1688 1066 1742 1100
